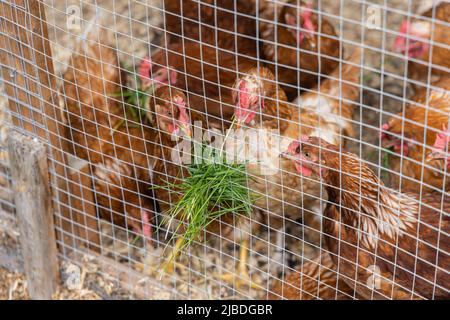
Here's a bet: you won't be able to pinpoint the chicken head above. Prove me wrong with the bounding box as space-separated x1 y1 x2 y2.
284 3 315 46
282 136 331 178
426 123 450 167
138 56 178 90
232 75 266 127
152 86 192 138
394 20 431 59
380 122 414 156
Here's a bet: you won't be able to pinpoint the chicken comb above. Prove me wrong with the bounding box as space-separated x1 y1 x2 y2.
393 20 410 50
287 140 301 154
433 124 450 150
380 123 390 140
238 79 250 109
300 3 314 28
399 20 410 34
298 3 315 43
138 57 178 88
173 95 190 124
141 209 152 239
168 66 178 85
138 56 152 83
301 135 310 143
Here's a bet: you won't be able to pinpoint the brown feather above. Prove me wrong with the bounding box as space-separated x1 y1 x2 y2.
92 126 155 231
297 137 450 299
260 0 341 100
269 251 358 300
150 86 251 243
63 38 123 162
63 37 156 234
163 0 258 56
385 76 450 193
235 51 361 244
150 42 256 124
405 3 450 90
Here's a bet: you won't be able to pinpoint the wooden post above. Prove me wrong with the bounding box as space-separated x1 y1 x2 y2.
8 131 59 299
0 0 101 252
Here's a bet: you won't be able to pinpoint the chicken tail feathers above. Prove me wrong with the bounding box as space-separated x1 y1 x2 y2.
62 7 122 158
76 9 107 54
68 8 121 91
72 9 119 74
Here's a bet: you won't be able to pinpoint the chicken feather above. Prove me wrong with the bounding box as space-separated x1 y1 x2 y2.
232 49 361 244
259 0 341 100
284 136 450 299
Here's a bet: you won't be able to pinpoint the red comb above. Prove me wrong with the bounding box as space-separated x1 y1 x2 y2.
300 3 314 31
393 20 410 51
400 20 410 33
169 67 178 85
138 57 152 83
433 124 450 150
381 123 390 139
173 95 189 124
301 135 309 142
238 80 250 109
300 3 313 20
288 140 301 154
141 209 152 239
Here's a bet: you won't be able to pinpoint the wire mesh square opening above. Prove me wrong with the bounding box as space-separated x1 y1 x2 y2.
0 0 449 300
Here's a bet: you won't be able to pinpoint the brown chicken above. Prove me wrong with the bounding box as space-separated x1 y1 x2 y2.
63 28 158 240
140 42 257 126
148 87 197 220
232 48 361 245
89 126 156 238
393 2 450 90
63 31 123 163
283 136 450 299
269 251 357 300
259 0 341 100
91 85 194 241
163 0 258 56
149 86 259 288
381 76 450 193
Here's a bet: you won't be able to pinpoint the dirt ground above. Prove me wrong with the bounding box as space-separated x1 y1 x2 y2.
0 0 436 299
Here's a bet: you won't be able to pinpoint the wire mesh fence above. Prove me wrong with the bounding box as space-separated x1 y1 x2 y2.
0 0 448 299
0 80 14 216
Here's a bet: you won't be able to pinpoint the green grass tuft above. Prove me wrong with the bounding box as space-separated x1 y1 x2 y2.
158 143 255 255
109 64 155 129
380 147 396 183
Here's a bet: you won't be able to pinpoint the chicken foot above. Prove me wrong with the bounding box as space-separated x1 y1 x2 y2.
161 237 187 275
218 239 263 290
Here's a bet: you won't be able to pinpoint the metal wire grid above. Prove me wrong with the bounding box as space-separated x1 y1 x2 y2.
0 0 448 299
0 79 14 216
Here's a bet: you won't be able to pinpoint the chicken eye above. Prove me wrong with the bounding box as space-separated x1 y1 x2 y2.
304 151 310 158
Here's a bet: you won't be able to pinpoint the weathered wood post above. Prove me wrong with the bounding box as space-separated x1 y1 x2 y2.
0 0 101 293
8 131 59 299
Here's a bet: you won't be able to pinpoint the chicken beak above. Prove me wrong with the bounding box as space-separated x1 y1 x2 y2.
179 123 192 139
280 151 295 161
426 150 445 162
382 139 396 150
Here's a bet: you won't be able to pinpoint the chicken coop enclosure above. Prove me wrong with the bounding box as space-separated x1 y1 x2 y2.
0 0 449 300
